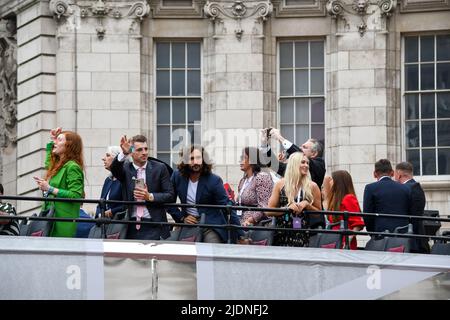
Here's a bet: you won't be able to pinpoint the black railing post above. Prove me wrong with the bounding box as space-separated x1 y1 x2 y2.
226 204 232 244
98 198 107 238
343 211 350 250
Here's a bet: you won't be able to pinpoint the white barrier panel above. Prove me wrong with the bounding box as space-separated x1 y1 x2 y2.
0 236 449 299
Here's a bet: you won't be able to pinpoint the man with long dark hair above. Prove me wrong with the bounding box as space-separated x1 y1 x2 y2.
169 145 239 243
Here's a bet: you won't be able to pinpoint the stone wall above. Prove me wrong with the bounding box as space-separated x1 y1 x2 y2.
0 0 449 223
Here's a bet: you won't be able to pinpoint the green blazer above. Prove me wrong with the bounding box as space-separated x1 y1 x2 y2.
43 142 84 238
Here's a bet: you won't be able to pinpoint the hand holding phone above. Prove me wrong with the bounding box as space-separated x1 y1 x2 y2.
135 178 145 189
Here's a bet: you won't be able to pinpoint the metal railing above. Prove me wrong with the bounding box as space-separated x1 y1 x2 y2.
1 194 450 249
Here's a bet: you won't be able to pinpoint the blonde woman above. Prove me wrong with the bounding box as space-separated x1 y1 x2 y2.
268 151 322 246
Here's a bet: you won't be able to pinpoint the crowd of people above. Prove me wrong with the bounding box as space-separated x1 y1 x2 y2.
0 126 431 253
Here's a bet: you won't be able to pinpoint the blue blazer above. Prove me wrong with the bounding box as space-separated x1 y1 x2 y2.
169 170 240 242
95 176 125 218
363 177 411 233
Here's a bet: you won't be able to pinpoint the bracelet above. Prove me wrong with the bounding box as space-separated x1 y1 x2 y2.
48 186 54 194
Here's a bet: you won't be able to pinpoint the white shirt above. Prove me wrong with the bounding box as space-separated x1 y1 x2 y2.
186 180 199 217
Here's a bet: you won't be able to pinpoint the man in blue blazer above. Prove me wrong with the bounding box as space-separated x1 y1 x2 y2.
363 159 411 234
395 162 430 253
111 135 175 240
169 145 240 243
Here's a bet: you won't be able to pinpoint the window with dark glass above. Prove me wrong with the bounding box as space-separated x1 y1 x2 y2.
156 41 201 166
279 40 325 148
404 34 450 175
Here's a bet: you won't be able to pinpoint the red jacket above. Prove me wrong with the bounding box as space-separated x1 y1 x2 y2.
327 194 365 250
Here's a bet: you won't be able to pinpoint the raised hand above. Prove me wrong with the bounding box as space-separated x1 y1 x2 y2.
50 127 62 143
270 128 284 142
120 135 132 154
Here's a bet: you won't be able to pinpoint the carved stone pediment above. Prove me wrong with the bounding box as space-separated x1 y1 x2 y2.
204 1 272 40
49 0 151 39
326 0 397 36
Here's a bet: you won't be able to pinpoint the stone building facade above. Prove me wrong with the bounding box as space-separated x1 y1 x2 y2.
0 0 449 220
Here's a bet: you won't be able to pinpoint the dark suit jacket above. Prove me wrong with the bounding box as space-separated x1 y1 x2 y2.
111 156 175 239
266 144 326 188
95 176 125 218
363 177 411 233
169 170 240 242
405 179 430 253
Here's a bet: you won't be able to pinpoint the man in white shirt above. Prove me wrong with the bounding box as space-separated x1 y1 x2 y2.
169 145 241 243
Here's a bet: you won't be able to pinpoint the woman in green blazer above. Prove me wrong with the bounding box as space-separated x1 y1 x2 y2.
34 127 85 237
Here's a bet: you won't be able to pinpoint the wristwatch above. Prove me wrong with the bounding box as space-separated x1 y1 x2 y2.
148 193 154 201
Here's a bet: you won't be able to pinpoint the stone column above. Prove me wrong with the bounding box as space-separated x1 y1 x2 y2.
15 0 57 213
0 18 18 199
48 0 149 210
203 0 272 185
326 0 398 197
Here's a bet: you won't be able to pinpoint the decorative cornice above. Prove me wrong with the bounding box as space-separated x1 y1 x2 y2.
204 1 272 20
326 0 397 36
0 18 18 148
204 1 272 40
77 0 150 20
49 0 150 39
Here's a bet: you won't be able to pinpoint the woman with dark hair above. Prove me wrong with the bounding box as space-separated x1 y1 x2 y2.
237 147 273 226
34 127 84 238
322 170 365 250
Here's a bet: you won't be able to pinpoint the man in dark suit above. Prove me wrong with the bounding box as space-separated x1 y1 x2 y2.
363 159 411 234
169 145 241 243
394 162 430 253
262 129 326 228
111 134 175 240
262 128 326 188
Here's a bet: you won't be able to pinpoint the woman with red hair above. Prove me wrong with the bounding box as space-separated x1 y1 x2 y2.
34 127 85 237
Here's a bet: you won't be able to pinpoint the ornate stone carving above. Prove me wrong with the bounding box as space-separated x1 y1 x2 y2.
325 0 396 36
378 0 396 16
49 0 74 19
326 0 344 18
204 0 272 40
49 0 150 39
0 19 17 148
